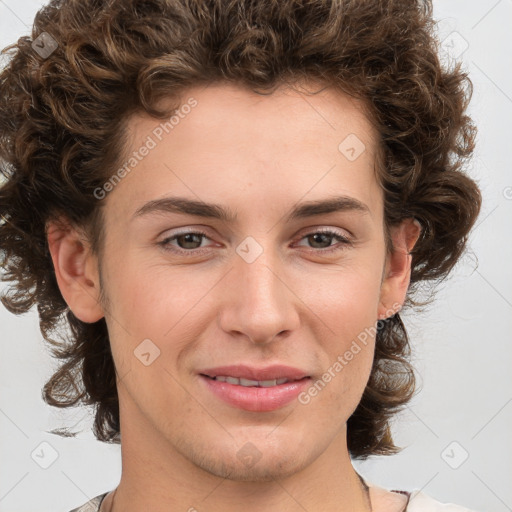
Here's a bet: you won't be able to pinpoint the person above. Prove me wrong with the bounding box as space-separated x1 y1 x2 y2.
0 0 482 511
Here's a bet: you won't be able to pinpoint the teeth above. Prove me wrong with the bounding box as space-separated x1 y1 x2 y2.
259 379 278 387
211 376 293 387
239 378 260 386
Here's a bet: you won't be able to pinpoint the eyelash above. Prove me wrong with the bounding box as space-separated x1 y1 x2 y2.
158 228 353 256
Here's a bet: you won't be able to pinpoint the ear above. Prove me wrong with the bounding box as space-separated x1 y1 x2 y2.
46 217 104 323
378 218 422 320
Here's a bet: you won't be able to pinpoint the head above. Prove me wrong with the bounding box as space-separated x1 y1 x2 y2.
0 0 481 469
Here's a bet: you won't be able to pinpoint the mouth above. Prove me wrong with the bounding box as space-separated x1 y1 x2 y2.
198 364 310 382
200 374 310 387
197 365 312 412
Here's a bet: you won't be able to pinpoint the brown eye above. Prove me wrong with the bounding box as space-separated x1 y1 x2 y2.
159 230 212 254
295 229 352 253
173 233 205 249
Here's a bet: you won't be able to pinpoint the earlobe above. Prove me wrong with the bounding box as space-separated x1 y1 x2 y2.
378 218 422 320
46 218 104 323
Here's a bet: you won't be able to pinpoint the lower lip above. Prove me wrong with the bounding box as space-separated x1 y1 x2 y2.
200 375 311 412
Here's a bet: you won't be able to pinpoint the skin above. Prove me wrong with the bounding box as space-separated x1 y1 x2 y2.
47 81 420 512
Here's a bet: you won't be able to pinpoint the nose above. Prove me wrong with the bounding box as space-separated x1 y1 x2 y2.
217 243 301 345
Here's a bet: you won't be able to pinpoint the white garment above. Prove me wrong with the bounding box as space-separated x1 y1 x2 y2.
406 489 479 512
363 478 479 512
68 483 480 511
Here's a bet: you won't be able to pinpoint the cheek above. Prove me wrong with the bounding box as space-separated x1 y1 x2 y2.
103 258 218 371
105 255 200 331
300 259 383 336
102 262 202 407
298 263 381 399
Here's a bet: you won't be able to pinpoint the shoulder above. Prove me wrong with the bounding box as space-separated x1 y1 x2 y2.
67 486 480 512
406 489 479 512
363 477 479 512
68 492 109 512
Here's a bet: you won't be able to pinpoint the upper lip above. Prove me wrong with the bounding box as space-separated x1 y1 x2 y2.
199 364 309 381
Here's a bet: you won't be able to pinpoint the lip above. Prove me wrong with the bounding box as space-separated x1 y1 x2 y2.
200 374 311 412
198 364 309 381
197 364 311 412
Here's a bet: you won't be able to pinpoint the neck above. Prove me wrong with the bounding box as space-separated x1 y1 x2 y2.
111 394 372 512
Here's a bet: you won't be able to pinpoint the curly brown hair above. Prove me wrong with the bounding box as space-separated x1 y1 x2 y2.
0 0 481 460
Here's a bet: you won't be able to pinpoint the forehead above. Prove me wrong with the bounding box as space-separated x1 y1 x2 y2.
135 80 378 151
107 80 382 224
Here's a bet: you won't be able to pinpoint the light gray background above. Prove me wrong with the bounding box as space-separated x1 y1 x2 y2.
0 1 511 511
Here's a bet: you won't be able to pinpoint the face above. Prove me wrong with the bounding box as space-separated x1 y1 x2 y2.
51 80 416 482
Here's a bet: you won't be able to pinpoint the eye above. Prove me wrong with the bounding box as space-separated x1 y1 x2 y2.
294 229 353 253
158 228 352 256
158 229 213 255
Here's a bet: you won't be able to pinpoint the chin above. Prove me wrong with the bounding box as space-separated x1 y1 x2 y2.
202 453 310 483
178 433 312 482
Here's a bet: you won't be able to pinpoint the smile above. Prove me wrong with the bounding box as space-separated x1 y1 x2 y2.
205 375 302 387
200 374 311 412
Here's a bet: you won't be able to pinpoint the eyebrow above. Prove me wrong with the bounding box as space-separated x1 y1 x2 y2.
132 195 370 223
